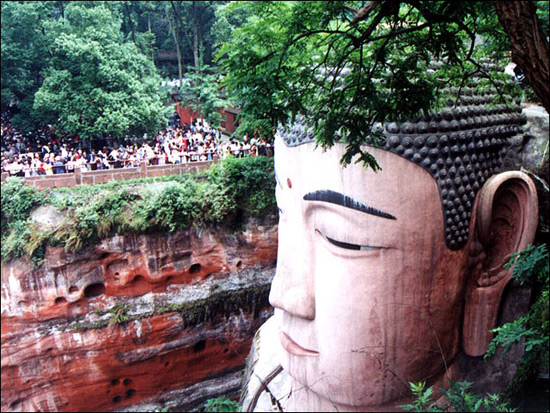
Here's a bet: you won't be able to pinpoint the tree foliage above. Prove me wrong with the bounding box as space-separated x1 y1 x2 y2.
179 68 226 129
3 1 547 148
401 380 515 412
1 1 55 129
31 2 170 140
204 396 242 412
0 177 45 233
217 1 549 169
1 1 235 138
485 244 549 388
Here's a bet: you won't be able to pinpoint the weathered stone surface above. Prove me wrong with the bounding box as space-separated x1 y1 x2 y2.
120 370 245 412
240 316 290 413
30 206 66 231
1 221 278 412
521 104 549 170
241 282 533 412
252 134 539 412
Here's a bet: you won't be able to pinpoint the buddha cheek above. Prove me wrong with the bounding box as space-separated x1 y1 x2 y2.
312 347 390 406
284 350 320 390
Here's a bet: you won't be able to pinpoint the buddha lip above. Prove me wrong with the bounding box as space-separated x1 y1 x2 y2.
279 331 319 357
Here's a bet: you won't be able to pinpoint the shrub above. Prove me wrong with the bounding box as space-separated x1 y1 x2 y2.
1 177 45 233
485 244 549 390
1 221 50 265
1 178 48 263
503 244 549 287
56 191 137 252
401 380 515 412
203 396 241 412
108 302 130 326
136 180 198 232
88 190 140 237
203 156 276 227
194 177 238 225
1 156 277 262
1 220 32 262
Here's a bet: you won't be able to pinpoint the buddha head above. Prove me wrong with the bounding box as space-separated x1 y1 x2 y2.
268 100 538 410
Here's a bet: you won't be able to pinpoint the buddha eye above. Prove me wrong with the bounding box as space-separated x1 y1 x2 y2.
315 229 380 251
325 235 361 250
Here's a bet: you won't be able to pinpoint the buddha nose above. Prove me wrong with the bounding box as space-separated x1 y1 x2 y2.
268 218 316 320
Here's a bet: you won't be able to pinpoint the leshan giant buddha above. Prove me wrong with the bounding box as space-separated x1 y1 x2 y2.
241 83 539 412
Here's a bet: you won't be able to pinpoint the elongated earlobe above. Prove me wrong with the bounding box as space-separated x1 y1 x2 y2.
463 171 538 356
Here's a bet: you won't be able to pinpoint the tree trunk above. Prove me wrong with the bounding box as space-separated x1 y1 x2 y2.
166 5 183 85
148 15 154 63
493 1 550 113
124 3 137 45
193 1 200 71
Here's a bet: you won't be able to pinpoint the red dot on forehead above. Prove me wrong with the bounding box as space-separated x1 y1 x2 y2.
287 178 292 189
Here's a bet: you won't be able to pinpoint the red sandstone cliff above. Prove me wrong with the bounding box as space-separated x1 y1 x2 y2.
1 220 278 412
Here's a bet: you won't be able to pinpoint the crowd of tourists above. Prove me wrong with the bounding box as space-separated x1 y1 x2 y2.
1 111 272 177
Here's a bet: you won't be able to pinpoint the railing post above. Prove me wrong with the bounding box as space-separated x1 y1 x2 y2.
75 167 82 185
140 160 147 178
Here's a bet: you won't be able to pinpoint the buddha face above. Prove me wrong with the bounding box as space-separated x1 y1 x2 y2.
269 136 472 407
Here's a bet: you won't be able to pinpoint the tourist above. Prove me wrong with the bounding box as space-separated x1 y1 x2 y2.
1 111 273 175
52 156 66 174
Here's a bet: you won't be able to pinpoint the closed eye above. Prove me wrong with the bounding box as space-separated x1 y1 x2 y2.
326 235 361 250
316 229 382 251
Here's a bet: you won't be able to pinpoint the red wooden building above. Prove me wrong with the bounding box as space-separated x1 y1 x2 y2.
175 103 240 134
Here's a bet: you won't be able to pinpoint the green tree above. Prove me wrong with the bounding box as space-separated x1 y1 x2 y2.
218 1 549 169
180 67 226 129
32 2 171 140
163 0 220 83
212 1 251 55
1 1 55 129
114 0 157 59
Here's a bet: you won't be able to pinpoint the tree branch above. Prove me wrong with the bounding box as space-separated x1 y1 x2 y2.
276 29 353 74
467 58 508 105
367 21 431 43
355 1 399 45
350 1 381 26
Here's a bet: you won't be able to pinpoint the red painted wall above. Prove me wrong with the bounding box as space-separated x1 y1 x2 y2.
176 103 240 133
175 104 199 126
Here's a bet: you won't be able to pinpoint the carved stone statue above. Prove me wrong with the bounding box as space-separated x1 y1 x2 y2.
241 89 539 412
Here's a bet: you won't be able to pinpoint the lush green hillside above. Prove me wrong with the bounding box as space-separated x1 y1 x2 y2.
1 156 276 266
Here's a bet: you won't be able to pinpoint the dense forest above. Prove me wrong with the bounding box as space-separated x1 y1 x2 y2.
1 1 244 139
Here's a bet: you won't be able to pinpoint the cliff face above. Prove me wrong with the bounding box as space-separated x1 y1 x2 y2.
1 220 278 412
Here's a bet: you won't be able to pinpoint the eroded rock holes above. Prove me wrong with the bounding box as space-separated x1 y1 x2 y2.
193 339 206 353
84 283 105 298
189 263 202 274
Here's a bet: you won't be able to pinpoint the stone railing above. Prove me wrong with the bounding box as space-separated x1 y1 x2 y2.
1 160 216 189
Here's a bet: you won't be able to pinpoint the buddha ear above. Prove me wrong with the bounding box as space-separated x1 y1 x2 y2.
463 171 538 357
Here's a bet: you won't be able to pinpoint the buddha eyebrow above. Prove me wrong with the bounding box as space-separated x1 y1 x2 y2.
303 190 396 220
